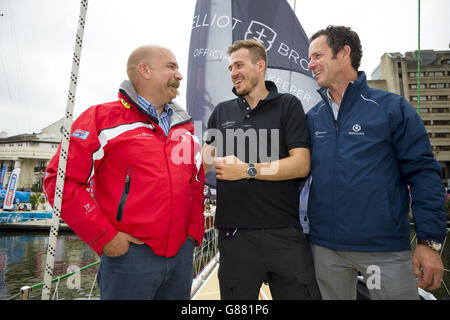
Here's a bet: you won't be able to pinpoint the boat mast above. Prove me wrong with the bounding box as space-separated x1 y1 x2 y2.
41 0 89 300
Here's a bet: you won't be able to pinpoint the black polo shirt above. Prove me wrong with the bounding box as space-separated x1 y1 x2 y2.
206 81 310 229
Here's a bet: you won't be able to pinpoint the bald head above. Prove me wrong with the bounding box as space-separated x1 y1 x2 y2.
127 45 168 85
125 45 182 108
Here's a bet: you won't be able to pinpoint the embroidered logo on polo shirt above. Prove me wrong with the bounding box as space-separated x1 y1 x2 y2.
221 121 236 129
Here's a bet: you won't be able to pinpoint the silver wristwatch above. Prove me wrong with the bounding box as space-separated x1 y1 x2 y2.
247 163 257 179
417 239 442 253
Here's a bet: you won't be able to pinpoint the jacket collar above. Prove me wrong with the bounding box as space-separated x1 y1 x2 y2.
119 80 191 128
317 71 367 102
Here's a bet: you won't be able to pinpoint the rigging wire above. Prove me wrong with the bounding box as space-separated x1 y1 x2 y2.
0 24 20 136
6 0 33 133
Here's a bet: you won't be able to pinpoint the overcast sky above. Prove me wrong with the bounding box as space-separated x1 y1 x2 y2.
0 0 449 137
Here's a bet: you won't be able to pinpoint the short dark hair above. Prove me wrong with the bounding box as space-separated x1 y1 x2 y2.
227 39 268 72
310 25 362 71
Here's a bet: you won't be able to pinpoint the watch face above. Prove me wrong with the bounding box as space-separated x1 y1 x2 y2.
248 167 257 177
431 242 442 251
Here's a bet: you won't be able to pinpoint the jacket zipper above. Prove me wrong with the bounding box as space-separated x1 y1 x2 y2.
331 107 338 246
331 85 349 245
143 114 174 254
116 168 132 222
162 129 175 256
323 97 339 246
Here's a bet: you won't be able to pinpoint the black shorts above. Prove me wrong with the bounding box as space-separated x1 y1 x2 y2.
217 227 321 300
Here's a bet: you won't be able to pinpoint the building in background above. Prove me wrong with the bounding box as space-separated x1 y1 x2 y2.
0 119 63 191
369 49 450 184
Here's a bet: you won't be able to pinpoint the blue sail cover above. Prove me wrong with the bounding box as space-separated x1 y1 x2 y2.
187 0 320 186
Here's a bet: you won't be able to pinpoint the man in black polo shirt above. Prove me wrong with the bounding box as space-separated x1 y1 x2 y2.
202 39 321 300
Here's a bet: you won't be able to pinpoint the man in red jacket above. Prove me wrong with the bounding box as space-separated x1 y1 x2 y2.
44 45 205 300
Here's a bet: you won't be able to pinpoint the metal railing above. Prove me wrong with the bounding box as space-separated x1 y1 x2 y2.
9 261 100 300
193 211 217 276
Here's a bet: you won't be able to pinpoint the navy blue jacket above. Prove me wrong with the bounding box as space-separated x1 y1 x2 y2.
306 72 447 252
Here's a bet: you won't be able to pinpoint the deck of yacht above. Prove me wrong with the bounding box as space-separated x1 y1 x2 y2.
191 253 272 300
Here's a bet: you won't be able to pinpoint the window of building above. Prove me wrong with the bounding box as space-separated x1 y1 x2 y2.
418 107 428 113
410 83 426 89
432 107 449 113
430 95 448 101
441 59 450 65
411 96 427 101
434 120 450 125
423 120 431 125
409 72 424 78
434 133 450 138
428 71 444 77
429 83 446 89
437 146 450 151
397 62 403 78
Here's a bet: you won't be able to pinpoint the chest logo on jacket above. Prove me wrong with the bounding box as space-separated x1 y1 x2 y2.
314 130 327 138
352 124 361 132
133 132 154 140
349 124 365 136
72 129 90 140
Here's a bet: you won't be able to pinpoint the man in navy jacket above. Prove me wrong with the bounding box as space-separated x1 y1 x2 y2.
306 25 447 299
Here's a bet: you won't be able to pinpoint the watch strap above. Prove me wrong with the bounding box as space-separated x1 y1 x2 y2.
417 239 442 253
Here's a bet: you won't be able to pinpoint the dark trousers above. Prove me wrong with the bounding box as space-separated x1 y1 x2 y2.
218 227 321 300
97 239 194 300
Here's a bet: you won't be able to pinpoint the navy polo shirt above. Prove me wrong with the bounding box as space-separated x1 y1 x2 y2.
206 81 310 229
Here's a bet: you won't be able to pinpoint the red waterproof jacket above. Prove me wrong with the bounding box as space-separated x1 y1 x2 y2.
44 81 205 257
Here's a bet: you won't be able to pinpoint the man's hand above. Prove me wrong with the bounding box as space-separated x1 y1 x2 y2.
214 155 247 181
202 143 216 174
412 244 444 291
187 235 197 245
103 231 144 257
